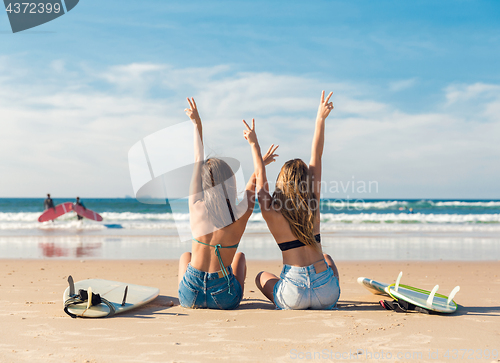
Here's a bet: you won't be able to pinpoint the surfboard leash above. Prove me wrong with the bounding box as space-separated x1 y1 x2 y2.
64 289 116 318
379 299 433 314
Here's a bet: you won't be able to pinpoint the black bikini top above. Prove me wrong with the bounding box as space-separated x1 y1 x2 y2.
278 234 321 252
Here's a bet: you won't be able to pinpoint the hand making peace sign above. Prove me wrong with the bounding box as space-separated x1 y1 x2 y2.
242 118 257 145
243 119 279 165
185 97 201 124
317 90 334 120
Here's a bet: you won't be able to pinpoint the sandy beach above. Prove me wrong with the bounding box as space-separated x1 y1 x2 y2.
1 259 499 363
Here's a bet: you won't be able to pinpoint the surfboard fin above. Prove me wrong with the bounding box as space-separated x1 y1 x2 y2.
68 275 75 297
121 286 128 306
86 287 93 309
447 286 460 306
395 271 403 292
426 284 439 308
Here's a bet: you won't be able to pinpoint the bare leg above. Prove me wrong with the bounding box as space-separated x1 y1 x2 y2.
255 271 279 303
231 252 247 295
324 253 339 282
178 252 192 287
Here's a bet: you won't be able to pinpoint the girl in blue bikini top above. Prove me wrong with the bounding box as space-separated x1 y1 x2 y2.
177 97 279 309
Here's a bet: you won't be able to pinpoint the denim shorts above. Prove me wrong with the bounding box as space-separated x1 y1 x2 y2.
178 263 243 310
273 261 340 310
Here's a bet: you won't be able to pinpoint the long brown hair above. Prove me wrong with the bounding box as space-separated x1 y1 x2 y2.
272 159 319 249
201 158 237 229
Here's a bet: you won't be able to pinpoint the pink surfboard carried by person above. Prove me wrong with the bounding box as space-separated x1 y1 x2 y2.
72 197 103 222
38 193 73 222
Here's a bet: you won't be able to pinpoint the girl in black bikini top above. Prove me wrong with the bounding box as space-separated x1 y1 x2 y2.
278 234 321 252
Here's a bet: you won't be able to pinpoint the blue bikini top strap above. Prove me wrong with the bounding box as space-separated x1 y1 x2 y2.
192 238 238 295
192 238 239 249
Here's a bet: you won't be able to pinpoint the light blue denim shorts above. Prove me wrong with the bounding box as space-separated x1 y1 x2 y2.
273 261 340 310
179 263 243 310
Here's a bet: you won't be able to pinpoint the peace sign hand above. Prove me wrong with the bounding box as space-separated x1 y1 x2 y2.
317 90 334 120
262 144 279 166
185 97 201 124
242 119 258 145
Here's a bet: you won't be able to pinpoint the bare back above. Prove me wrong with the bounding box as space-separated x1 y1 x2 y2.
189 193 253 272
263 206 323 267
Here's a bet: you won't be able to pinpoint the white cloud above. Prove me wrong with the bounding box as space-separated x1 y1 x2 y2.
0 60 499 198
99 62 168 92
444 82 500 123
389 78 417 92
445 83 500 105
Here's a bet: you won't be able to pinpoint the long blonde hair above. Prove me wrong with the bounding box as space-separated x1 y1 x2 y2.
272 159 319 249
201 158 237 229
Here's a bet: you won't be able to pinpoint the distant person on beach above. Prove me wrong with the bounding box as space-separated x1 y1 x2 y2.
44 194 55 211
178 97 278 310
75 197 86 221
244 90 340 310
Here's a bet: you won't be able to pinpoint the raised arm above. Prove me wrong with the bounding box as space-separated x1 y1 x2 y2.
309 90 333 201
243 119 279 214
186 97 204 206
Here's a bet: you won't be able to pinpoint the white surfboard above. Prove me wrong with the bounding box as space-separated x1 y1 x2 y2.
357 272 460 314
63 276 159 318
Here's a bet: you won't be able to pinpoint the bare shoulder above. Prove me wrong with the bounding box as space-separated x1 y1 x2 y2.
262 208 289 231
189 200 208 224
265 210 297 242
189 199 206 212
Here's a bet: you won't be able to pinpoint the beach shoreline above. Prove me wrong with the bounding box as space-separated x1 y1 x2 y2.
1 230 499 261
1 259 499 362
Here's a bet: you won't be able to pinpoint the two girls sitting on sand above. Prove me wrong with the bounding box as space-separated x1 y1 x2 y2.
178 91 340 310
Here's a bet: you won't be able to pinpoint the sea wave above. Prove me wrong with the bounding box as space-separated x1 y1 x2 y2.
321 200 500 209
1 211 500 231
321 200 406 209
319 212 500 224
0 221 183 230
250 212 500 224
0 212 188 223
432 201 500 207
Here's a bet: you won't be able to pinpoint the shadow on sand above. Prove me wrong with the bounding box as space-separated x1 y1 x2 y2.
116 296 500 317
239 298 277 310
337 300 383 311
119 295 186 319
238 299 384 311
452 305 500 317
339 300 500 317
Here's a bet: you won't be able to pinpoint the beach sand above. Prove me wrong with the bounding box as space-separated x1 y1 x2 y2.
1 260 499 363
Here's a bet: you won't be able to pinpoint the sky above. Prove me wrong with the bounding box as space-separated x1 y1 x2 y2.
1 0 500 199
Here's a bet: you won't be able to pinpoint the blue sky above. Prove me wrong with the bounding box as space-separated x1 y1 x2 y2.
1 0 500 198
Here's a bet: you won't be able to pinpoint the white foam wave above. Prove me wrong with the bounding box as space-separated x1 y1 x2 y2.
320 212 500 224
250 212 500 224
322 200 500 209
0 212 188 223
432 201 500 207
0 212 41 221
100 212 190 221
321 200 406 209
1 211 500 232
0 221 185 230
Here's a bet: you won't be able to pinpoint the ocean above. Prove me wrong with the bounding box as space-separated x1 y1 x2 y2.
1 198 499 260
